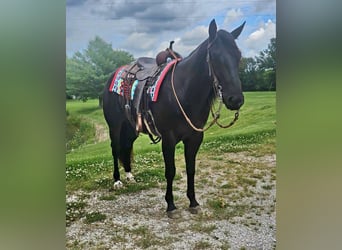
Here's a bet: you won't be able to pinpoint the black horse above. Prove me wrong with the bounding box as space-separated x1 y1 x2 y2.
103 19 245 217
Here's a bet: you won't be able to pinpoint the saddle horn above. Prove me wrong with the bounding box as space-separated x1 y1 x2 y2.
169 41 175 50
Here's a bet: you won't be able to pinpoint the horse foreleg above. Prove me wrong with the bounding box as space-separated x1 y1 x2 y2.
162 138 177 215
184 133 203 213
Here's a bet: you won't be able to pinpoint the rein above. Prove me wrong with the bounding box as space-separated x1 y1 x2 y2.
170 59 218 132
170 41 240 132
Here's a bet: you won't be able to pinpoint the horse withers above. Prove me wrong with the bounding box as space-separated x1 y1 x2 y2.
103 19 245 217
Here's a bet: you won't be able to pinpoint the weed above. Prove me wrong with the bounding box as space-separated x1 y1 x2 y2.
221 242 231 250
66 201 87 226
208 197 227 209
208 197 249 219
85 211 106 224
237 177 257 187
190 222 217 234
99 194 117 201
131 226 161 248
194 240 211 249
262 184 273 190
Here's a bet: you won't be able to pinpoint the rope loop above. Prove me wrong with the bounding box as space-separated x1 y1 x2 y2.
170 61 239 132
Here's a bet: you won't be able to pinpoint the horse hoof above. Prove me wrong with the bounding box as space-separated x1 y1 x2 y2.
125 172 136 183
113 180 123 189
188 206 201 214
167 209 181 219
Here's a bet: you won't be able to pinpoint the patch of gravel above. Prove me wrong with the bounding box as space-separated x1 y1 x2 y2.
66 152 276 249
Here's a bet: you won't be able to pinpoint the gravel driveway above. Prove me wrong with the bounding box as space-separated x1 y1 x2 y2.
66 152 276 250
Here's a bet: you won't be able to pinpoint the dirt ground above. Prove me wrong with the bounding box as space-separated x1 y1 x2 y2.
66 151 276 250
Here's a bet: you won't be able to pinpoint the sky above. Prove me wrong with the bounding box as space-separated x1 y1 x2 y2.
66 0 276 59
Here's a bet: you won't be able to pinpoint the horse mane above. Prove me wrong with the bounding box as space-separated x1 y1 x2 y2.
183 38 209 60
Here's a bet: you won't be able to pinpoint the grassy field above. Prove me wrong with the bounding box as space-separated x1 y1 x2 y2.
66 91 276 249
66 91 275 191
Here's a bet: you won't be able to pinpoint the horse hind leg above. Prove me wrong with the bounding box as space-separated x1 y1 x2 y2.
119 145 136 183
119 122 138 183
109 126 123 189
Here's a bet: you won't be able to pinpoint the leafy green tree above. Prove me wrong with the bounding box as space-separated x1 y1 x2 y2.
66 36 134 104
240 57 257 91
239 38 276 91
256 38 276 71
256 38 276 90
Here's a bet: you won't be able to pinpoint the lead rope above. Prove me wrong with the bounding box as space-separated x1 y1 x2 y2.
171 55 239 132
170 61 219 132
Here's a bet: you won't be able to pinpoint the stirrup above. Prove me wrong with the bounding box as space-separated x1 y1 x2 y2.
136 113 143 132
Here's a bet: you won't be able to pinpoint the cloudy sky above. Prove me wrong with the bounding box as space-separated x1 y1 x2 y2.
66 0 275 59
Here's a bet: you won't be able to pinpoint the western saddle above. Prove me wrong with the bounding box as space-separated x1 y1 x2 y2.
120 41 182 143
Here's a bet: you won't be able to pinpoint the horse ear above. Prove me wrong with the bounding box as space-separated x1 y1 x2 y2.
231 21 246 39
209 19 217 42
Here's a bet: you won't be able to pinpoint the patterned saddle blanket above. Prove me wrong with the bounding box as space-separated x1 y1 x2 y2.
108 59 178 102
108 58 180 142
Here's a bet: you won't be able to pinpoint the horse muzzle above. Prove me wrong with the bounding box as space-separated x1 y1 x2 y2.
224 94 244 110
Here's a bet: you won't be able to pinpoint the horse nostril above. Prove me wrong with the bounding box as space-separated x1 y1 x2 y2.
227 95 244 109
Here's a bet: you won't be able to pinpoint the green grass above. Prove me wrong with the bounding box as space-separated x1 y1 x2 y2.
66 92 276 192
194 240 212 249
66 113 96 151
190 222 217 233
66 201 87 226
126 225 162 248
84 211 107 224
66 99 106 126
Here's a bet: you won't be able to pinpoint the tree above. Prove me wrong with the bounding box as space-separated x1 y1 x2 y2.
240 57 258 91
239 38 276 91
66 36 134 104
256 38 276 90
256 38 276 71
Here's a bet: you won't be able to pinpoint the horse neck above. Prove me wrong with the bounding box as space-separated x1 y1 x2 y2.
176 40 215 108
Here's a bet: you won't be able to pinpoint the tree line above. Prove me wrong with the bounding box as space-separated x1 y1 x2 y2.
239 38 276 91
66 36 134 103
66 36 276 103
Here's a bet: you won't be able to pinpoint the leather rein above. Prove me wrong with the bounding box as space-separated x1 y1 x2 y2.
170 38 239 132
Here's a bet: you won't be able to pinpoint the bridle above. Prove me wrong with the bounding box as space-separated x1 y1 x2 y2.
170 36 240 132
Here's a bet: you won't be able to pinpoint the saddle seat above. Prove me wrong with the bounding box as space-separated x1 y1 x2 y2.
136 57 156 69
135 57 159 80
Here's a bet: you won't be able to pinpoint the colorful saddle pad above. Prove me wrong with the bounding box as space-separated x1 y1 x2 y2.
109 59 179 102
147 59 179 102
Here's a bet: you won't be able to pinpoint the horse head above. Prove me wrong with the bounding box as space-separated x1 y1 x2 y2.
207 19 245 111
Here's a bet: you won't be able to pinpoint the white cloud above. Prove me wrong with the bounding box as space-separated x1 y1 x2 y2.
123 33 156 50
66 1 276 59
243 19 276 57
161 26 208 57
181 26 207 46
253 0 276 13
223 8 244 27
